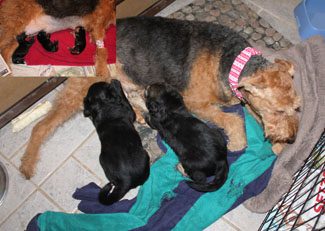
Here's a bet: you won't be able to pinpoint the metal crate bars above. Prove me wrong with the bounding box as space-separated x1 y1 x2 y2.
260 131 325 231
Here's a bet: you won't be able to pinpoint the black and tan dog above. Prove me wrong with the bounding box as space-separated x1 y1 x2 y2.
145 84 228 192
0 0 115 76
84 80 150 205
20 16 300 179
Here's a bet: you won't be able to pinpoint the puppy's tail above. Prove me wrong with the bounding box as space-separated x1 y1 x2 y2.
98 182 130 206
187 160 228 192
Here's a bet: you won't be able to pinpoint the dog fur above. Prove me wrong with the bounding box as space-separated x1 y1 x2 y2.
84 80 150 205
19 16 300 179
0 0 115 76
145 84 228 192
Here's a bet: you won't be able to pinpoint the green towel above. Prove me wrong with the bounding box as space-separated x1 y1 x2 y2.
38 108 275 230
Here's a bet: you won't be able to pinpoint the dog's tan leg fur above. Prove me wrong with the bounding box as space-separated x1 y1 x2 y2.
182 50 246 151
82 0 115 77
20 76 108 179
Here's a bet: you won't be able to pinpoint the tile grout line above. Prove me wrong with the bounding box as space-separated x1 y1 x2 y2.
36 129 97 187
220 217 242 231
0 188 38 227
71 155 104 186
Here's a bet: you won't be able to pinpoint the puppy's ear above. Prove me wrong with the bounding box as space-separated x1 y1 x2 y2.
83 98 91 117
275 59 294 76
110 79 124 95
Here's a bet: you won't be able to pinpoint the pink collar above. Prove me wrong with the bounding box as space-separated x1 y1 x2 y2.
228 47 261 100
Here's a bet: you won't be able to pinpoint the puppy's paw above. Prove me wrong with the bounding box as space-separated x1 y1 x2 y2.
176 163 188 177
226 114 247 151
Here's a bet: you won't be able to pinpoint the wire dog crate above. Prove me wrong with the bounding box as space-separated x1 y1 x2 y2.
259 131 325 231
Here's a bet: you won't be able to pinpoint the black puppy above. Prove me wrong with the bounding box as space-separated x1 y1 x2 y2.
145 84 228 192
37 31 59 52
69 26 87 55
12 32 35 64
84 80 150 205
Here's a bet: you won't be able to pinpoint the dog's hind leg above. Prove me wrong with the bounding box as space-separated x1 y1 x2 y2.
1 40 19 65
20 77 106 179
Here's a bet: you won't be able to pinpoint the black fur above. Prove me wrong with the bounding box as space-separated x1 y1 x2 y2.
36 0 99 18
84 80 150 205
69 26 86 55
117 17 269 94
12 32 35 64
37 31 59 52
144 84 228 192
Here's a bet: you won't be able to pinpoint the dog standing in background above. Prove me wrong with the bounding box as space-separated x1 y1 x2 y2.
0 0 115 76
84 80 150 205
145 84 228 192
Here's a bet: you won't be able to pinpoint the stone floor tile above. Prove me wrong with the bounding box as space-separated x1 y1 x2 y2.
11 113 95 185
41 158 100 212
0 191 60 231
0 155 35 224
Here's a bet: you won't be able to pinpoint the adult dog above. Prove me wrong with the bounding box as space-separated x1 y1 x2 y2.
145 84 228 192
84 80 150 205
19 16 300 179
0 0 115 76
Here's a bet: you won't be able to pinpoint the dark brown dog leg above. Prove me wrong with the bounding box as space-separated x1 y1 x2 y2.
20 77 106 179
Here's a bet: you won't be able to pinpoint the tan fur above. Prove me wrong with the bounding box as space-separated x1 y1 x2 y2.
239 59 300 153
0 0 115 77
182 50 246 151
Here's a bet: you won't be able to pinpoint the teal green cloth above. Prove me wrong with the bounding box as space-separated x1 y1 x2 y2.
38 108 275 231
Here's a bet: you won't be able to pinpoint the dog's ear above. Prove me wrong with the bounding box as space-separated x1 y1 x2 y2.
238 74 267 96
274 59 294 76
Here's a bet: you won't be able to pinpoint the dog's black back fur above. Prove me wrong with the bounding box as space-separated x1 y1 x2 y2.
117 17 268 92
84 80 150 205
36 0 99 18
145 84 228 192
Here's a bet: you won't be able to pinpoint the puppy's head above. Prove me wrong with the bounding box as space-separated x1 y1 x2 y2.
238 59 300 144
83 79 135 123
144 84 184 121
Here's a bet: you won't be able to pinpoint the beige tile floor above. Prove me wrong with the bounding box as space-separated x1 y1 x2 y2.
0 0 305 229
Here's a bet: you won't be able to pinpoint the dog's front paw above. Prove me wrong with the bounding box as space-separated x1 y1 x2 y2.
271 142 285 155
19 160 35 180
226 114 247 151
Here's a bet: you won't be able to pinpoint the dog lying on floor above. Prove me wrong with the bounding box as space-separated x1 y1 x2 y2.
0 0 115 76
145 84 228 192
84 80 150 205
19 16 300 179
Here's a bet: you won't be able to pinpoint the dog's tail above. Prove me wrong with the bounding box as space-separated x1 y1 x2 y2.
187 160 228 192
98 182 130 206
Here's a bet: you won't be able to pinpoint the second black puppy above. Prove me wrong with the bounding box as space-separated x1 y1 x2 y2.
145 84 228 192
84 80 150 205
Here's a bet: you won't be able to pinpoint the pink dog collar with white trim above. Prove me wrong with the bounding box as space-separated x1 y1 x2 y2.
228 47 261 100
